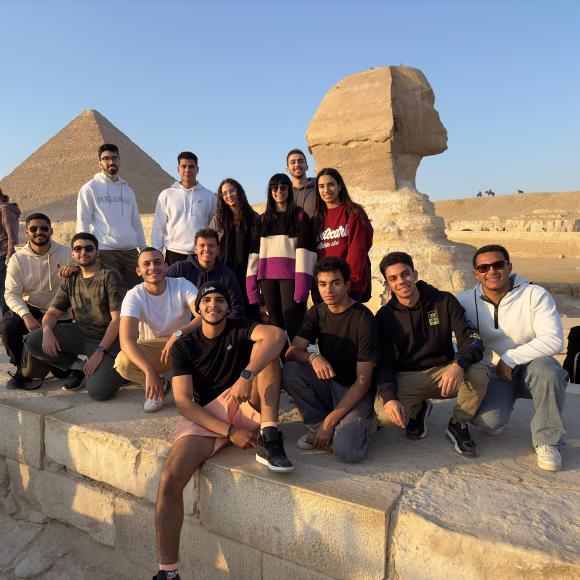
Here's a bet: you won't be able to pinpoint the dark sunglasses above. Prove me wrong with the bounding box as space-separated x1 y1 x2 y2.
270 184 289 191
474 260 508 274
72 244 96 253
28 225 50 233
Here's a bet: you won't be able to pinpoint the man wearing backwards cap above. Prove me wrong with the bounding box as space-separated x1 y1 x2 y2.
153 281 292 580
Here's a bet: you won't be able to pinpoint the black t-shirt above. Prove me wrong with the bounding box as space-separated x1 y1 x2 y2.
296 302 379 387
171 318 258 406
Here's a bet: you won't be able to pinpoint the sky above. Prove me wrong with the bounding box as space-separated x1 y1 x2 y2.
1 0 579 204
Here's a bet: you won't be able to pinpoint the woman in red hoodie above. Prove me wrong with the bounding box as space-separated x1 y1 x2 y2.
312 168 373 302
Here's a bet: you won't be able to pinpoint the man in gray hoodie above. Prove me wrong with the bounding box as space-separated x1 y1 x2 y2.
76 144 146 290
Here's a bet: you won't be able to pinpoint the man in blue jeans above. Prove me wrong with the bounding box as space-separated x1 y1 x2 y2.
284 257 378 462
457 244 568 472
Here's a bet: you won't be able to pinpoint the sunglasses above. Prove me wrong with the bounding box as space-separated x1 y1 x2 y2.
270 184 289 192
72 244 96 253
28 225 50 233
474 260 508 274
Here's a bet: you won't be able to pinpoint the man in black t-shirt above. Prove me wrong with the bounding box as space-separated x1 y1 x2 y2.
284 257 379 463
154 282 293 580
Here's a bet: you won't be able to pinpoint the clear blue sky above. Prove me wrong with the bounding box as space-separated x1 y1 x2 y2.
1 0 579 204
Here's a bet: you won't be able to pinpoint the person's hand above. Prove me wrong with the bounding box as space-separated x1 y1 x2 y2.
496 359 513 381
228 425 259 449
438 363 464 397
42 329 61 357
384 400 406 429
160 336 177 366
84 350 105 376
23 313 41 332
230 375 253 404
311 355 336 380
145 368 165 401
314 415 336 449
58 265 79 278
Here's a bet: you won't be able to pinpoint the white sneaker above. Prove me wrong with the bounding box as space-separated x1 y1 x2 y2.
144 399 163 413
535 444 562 472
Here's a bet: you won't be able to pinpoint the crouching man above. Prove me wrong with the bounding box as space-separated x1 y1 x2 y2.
284 257 378 463
153 282 293 580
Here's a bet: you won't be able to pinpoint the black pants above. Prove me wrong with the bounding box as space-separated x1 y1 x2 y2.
165 249 189 266
259 279 306 342
0 306 43 367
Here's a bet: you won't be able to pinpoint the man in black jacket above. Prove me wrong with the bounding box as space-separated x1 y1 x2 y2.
166 228 245 319
375 252 489 457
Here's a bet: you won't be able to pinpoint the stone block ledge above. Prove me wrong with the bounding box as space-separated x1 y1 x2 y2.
0 373 579 579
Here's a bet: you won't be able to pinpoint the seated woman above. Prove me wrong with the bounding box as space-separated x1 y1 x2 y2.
246 173 316 342
210 178 260 320
312 167 373 302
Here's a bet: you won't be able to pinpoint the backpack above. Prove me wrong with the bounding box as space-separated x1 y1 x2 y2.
563 326 580 384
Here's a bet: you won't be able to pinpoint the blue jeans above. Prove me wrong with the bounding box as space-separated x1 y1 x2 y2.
471 356 567 447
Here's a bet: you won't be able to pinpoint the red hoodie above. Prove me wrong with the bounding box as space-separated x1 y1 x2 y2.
316 205 373 294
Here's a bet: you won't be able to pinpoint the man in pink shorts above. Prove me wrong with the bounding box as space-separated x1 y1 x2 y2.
153 281 293 580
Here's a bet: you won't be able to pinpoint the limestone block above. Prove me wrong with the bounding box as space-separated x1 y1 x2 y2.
393 471 580 579
0 513 43 570
114 495 262 579
0 456 8 494
0 398 72 469
44 401 188 508
199 452 400 579
262 554 335 580
7 460 116 546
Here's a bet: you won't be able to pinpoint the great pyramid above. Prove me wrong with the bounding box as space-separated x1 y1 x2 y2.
0 109 174 222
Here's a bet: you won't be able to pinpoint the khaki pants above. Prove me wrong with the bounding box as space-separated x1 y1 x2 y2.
114 338 171 386
376 362 489 425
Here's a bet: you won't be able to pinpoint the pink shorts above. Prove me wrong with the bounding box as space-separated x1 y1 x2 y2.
174 388 261 456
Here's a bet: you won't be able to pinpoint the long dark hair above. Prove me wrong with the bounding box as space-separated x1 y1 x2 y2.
215 178 255 231
262 173 299 236
313 168 369 227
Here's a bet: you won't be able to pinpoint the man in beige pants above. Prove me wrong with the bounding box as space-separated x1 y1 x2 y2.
115 247 198 413
375 252 489 457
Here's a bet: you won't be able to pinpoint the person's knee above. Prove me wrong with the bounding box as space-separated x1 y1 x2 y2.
466 362 490 392
332 421 368 463
526 357 567 387
158 465 189 502
113 351 131 380
471 409 505 434
86 377 121 401
23 329 43 354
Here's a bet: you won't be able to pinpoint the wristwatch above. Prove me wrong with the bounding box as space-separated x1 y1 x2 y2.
173 329 183 338
96 345 106 353
240 369 255 381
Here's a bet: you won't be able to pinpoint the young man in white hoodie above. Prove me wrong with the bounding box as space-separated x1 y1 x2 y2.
151 151 216 266
76 144 146 289
457 244 568 472
1 213 73 388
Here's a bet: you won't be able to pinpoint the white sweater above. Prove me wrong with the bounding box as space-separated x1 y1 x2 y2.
151 181 216 254
5 241 72 318
456 275 564 368
77 172 146 250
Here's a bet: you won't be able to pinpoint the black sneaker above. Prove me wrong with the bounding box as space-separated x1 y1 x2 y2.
6 368 33 390
62 369 85 391
50 366 71 379
446 419 479 458
153 572 181 580
256 427 294 472
405 400 433 440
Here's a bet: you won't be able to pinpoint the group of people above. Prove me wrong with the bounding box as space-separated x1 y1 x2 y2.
0 144 570 580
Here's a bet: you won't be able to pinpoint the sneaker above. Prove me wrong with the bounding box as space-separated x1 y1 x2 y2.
256 427 294 472
144 399 164 413
535 444 562 472
50 366 71 379
62 369 85 391
153 572 181 580
296 423 320 450
6 368 33 390
446 419 479 458
406 400 433 440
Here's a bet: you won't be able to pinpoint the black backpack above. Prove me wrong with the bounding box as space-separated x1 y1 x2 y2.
563 326 580 384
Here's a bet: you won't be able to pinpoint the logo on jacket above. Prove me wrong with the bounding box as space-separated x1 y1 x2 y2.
427 310 440 326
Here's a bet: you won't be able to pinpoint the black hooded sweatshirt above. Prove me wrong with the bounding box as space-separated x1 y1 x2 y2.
375 280 483 404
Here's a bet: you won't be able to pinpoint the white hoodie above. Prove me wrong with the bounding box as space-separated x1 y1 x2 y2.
151 181 216 254
456 275 564 368
77 172 146 250
5 241 72 318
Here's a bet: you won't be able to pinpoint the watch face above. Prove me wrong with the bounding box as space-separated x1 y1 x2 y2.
174 329 183 338
241 370 252 380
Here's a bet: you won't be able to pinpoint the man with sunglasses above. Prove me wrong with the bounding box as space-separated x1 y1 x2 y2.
457 244 568 471
24 233 125 399
77 144 146 290
1 213 73 389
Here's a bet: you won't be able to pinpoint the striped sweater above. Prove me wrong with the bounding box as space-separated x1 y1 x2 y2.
246 210 316 304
